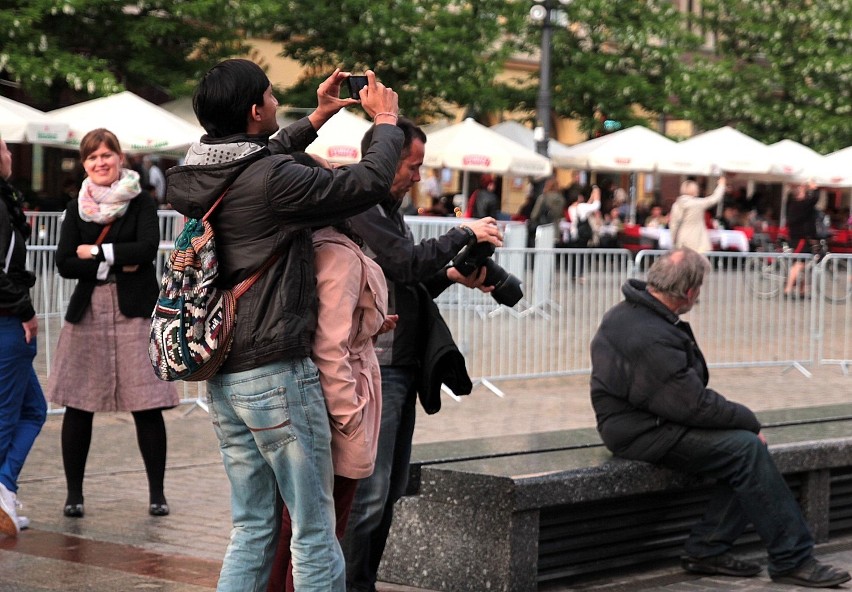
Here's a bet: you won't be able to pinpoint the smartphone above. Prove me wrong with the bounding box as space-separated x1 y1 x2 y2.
347 75 368 100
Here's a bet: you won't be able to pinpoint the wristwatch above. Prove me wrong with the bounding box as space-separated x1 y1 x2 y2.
90 245 100 258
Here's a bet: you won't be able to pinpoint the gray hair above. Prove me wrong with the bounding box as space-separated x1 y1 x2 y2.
680 180 699 196
646 248 711 300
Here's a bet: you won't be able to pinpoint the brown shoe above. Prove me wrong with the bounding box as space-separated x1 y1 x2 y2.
772 558 851 588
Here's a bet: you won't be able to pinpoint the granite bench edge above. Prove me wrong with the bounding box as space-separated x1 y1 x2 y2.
416 436 852 512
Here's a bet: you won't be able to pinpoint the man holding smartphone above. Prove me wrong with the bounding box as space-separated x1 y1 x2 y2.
166 62 401 592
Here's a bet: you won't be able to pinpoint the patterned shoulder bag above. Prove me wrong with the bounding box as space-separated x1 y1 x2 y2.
148 191 277 381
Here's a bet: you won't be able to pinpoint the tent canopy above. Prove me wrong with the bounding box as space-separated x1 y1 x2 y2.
806 146 852 187
489 120 574 168
0 96 69 144
656 126 773 176
304 109 371 164
48 91 203 154
555 125 677 172
424 118 552 178
766 139 824 179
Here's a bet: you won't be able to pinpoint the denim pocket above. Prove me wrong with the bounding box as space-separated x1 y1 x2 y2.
231 386 298 451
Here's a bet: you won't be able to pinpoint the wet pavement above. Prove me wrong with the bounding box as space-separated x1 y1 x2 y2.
3 365 851 591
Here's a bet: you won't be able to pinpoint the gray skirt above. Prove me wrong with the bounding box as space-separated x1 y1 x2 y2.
46 283 178 412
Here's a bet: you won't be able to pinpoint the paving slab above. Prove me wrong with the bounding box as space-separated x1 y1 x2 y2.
1 365 849 591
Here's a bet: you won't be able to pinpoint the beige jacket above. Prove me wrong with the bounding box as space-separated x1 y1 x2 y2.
312 227 387 479
668 183 725 253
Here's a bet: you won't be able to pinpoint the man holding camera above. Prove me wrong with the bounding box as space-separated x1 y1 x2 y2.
342 117 502 592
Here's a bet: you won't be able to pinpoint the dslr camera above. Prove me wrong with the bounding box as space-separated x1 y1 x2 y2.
451 241 523 307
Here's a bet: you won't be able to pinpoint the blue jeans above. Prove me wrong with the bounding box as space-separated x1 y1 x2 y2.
0 317 47 493
659 428 813 576
206 358 343 592
342 366 417 592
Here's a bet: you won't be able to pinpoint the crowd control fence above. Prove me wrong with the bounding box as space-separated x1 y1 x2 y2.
23 212 851 414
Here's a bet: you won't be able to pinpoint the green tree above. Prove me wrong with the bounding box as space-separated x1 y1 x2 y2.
534 0 699 139
0 0 245 104
239 0 529 121
681 0 852 154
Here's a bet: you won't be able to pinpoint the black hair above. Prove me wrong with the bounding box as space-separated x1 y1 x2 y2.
193 59 270 138
360 116 426 162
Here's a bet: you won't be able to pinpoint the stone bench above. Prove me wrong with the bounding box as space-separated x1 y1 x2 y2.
380 404 852 592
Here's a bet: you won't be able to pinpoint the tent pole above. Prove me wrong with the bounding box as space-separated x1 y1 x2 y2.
629 172 637 224
461 171 470 214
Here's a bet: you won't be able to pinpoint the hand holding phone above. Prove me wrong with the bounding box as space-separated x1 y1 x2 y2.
347 75 369 100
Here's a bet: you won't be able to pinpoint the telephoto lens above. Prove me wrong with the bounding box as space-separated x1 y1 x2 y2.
451 242 523 307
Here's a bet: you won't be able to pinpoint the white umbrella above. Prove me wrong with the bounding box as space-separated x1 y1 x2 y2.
48 91 203 153
160 96 199 126
304 109 372 164
489 120 574 168
555 125 677 172
552 126 678 223
424 118 553 178
806 146 852 187
656 126 773 176
765 139 825 179
0 96 69 144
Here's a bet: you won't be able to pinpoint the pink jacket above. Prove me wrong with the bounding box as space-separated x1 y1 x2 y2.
312 227 387 479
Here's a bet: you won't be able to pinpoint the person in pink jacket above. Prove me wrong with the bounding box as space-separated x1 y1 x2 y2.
268 221 393 592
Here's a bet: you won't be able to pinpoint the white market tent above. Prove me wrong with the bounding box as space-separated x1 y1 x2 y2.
424 118 553 202
48 91 203 154
766 139 825 180
554 125 677 172
553 126 678 223
159 96 198 127
425 117 552 175
489 120 574 168
806 146 852 187
304 109 372 164
655 126 773 176
0 96 69 144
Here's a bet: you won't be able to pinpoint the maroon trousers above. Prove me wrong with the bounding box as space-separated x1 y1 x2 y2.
267 475 358 592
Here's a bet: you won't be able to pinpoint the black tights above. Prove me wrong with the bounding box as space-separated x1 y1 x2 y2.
61 407 168 506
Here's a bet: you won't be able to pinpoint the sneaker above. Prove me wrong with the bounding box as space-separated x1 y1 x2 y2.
0 483 20 537
17 515 29 530
771 558 851 588
681 553 762 577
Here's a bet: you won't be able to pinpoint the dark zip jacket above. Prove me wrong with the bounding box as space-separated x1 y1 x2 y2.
590 279 760 462
56 193 160 322
165 117 403 373
0 179 36 321
349 199 472 366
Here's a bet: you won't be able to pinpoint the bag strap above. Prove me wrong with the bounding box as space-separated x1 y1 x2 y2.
95 223 113 246
232 253 279 299
200 188 278 300
201 191 228 223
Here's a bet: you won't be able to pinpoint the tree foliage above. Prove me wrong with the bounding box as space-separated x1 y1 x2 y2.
1 0 847 154
236 0 530 121
0 0 245 103
539 0 700 139
681 0 852 154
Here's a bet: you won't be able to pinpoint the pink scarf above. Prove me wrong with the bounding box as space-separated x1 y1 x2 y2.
78 168 141 224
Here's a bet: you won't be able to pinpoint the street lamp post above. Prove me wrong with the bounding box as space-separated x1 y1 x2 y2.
531 0 571 159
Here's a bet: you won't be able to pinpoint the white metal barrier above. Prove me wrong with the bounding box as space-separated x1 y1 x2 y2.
25 237 851 413
818 253 852 374
438 248 634 382
635 250 821 374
